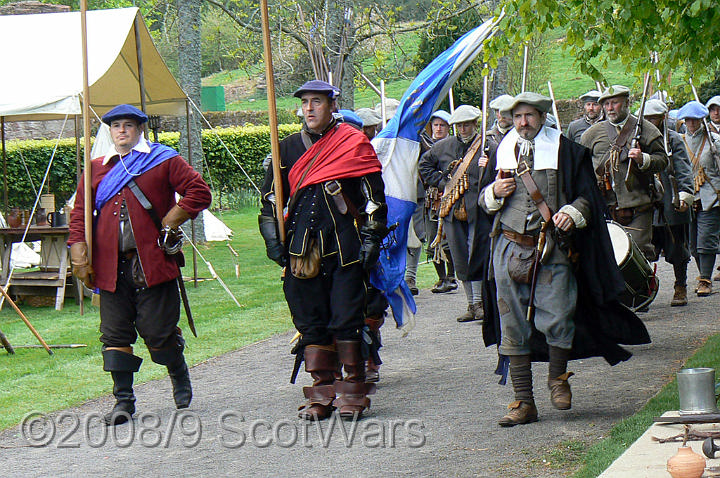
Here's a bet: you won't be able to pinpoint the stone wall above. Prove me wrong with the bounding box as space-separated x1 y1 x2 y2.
0 1 69 15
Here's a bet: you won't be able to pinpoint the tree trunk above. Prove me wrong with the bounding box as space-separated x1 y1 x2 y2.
178 0 205 241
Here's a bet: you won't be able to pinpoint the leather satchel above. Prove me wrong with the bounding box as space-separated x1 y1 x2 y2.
507 243 537 284
289 238 321 279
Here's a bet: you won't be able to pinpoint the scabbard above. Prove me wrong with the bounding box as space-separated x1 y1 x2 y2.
176 267 196 338
526 250 542 323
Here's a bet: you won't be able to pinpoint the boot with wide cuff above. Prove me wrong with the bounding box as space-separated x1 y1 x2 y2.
102 348 143 426
334 340 375 420
298 345 338 421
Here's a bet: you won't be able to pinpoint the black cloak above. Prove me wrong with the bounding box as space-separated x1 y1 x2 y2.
481 136 651 369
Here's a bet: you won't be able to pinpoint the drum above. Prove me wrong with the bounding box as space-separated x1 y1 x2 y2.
606 220 659 311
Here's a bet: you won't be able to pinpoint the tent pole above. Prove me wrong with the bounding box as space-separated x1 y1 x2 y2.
186 99 198 287
1 116 6 215
133 15 148 132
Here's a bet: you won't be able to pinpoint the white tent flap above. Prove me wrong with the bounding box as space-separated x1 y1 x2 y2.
0 7 186 121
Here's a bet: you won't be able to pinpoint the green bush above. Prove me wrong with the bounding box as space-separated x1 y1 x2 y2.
2 124 301 209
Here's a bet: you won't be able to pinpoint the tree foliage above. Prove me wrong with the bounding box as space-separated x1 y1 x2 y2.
484 0 720 96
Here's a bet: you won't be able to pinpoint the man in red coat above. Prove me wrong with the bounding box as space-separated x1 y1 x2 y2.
68 104 211 425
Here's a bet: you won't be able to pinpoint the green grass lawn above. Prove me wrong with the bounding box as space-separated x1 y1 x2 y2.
0 206 438 431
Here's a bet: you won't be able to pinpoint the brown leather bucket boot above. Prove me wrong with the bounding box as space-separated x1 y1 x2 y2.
298 345 338 421
335 340 376 420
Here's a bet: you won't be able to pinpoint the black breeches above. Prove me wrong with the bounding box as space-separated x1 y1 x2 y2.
284 257 366 345
100 257 181 349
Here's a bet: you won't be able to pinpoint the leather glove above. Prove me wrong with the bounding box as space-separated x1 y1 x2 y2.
358 221 389 271
69 242 95 288
258 215 286 267
161 205 191 230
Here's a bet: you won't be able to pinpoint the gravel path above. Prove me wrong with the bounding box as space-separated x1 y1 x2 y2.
1 260 717 477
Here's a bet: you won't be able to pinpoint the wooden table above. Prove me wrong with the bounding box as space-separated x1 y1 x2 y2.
0 226 75 310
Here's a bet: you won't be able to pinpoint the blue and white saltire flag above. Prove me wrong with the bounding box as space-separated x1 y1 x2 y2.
370 15 502 336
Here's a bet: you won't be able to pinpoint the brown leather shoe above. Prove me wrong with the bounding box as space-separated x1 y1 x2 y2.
457 304 478 323
671 285 688 306
697 279 712 297
498 400 538 427
548 372 574 410
473 302 484 322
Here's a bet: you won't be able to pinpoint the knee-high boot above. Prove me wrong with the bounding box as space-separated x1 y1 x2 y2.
498 354 538 427
298 345 338 421
149 336 192 409
102 348 143 426
335 340 376 420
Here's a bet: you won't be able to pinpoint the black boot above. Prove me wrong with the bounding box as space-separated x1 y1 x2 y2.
102 349 143 426
150 337 193 409
168 359 192 409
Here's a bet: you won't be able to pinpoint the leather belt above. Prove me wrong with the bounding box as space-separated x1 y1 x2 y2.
502 229 538 247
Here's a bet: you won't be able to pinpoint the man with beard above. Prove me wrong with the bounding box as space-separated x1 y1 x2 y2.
258 80 388 420
566 90 603 143
581 85 668 261
487 95 515 145
480 92 649 426
641 99 694 306
420 105 485 322
407 110 457 295
677 101 720 296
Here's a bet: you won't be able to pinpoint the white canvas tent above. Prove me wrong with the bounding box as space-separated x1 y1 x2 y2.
0 7 186 120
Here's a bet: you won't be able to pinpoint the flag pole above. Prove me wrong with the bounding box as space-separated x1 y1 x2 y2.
260 0 285 241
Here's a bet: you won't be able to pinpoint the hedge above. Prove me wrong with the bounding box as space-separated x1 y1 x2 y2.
1 123 302 209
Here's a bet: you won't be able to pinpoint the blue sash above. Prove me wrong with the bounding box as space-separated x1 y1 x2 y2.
95 143 178 212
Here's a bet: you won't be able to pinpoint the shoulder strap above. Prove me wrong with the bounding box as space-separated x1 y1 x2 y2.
516 158 553 223
127 180 162 231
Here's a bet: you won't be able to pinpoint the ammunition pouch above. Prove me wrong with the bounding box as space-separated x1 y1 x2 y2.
289 238 322 279
453 196 468 221
507 242 537 284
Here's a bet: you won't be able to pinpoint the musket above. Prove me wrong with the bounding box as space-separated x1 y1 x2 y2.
429 134 484 250
521 44 528 93
480 66 489 167
625 72 652 187
653 53 680 209
689 78 720 176
547 81 562 131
